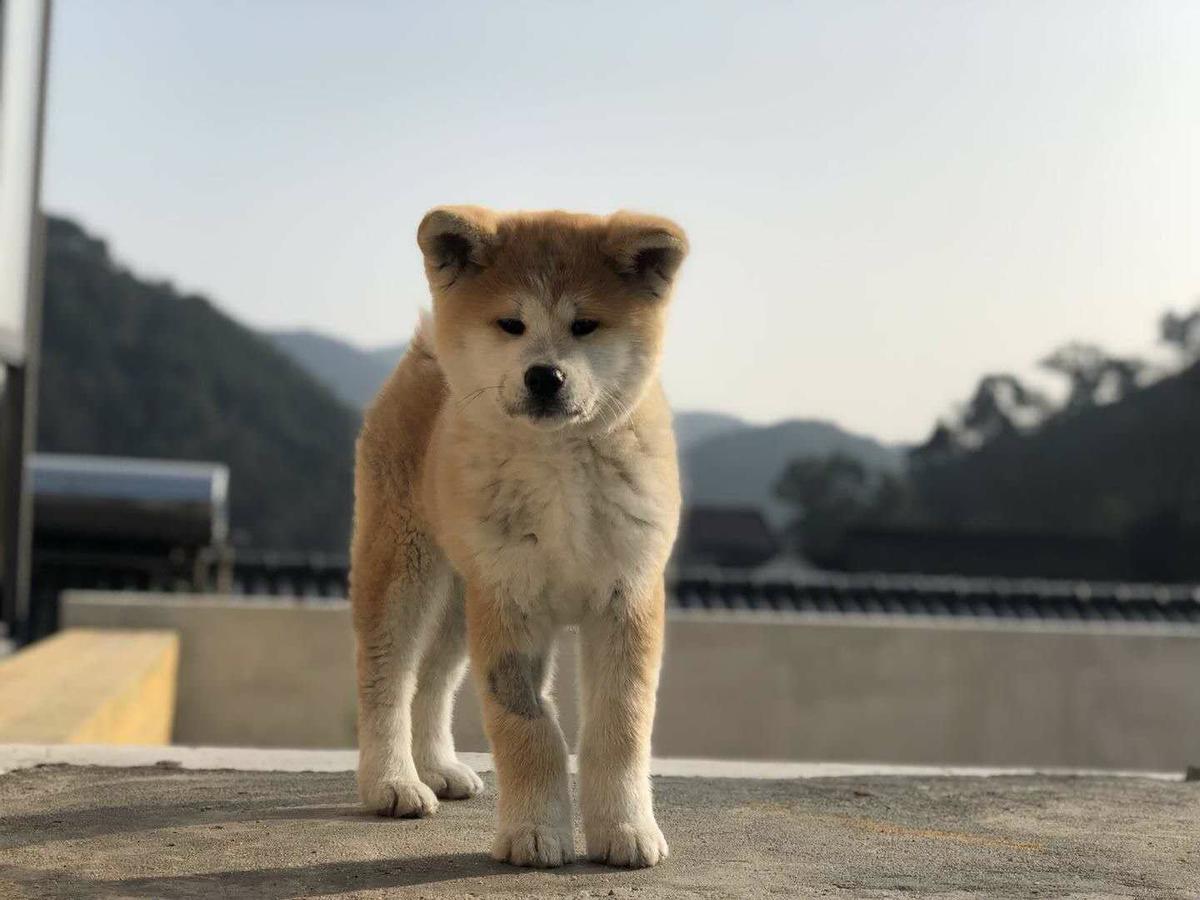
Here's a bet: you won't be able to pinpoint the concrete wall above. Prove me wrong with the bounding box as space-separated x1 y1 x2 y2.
62 591 1200 770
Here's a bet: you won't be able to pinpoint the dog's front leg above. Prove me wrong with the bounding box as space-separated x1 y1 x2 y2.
578 582 669 868
467 582 574 868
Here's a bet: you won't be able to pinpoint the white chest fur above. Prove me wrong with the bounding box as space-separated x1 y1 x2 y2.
447 421 678 621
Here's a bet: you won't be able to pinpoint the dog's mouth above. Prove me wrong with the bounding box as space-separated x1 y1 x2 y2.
507 399 585 425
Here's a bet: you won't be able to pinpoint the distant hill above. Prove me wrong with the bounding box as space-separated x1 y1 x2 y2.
38 217 359 551
268 330 406 409
911 360 1200 537
260 332 902 525
36 220 902 555
681 419 902 523
673 411 746 450
883 358 1200 580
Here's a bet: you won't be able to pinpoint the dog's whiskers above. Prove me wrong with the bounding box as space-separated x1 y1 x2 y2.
595 386 631 428
458 385 502 410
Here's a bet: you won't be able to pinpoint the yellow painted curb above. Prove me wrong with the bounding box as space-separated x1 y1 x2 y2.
0 629 179 744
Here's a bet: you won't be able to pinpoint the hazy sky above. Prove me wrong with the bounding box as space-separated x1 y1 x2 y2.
42 1 1199 442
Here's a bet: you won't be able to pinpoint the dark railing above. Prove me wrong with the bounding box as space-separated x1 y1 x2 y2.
670 570 1200 625
29 546 1200 634
230 551 349 598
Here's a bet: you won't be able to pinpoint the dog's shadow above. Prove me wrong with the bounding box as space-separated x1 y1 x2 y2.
2 778 617 899
1 791 368 852
12 851 600 899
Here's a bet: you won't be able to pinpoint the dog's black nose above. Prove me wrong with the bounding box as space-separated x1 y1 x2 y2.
524 365 566 400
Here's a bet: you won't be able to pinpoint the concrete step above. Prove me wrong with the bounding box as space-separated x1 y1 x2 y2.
0 628 178 744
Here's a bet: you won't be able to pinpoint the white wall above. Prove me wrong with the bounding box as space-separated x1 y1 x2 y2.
62 591 1200 771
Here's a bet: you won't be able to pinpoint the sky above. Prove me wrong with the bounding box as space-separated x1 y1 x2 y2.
41 0 1199 442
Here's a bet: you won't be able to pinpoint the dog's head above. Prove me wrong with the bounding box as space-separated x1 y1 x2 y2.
418 206 688 431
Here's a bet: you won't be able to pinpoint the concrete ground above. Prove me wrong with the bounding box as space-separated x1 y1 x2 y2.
1 757 1197 899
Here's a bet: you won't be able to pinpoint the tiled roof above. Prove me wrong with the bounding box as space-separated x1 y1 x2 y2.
230 555 1200 626
34 550 1200 628
670 571 1200 625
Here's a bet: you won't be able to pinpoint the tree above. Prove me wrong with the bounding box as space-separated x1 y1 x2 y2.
1040 343 1146 411
1160 305 1200 361
909 422 961 468
775 453 908 563
911 373 1050 468
959 374 1052 443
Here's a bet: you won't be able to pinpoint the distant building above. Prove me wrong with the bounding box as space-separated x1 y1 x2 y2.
28 454 231 637
31 453 229 547
674 506 780 569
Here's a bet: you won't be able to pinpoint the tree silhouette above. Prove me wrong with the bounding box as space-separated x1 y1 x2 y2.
775 453 908 563
911 373 1050 466
1160 304 1200 361
1040 342 1146 411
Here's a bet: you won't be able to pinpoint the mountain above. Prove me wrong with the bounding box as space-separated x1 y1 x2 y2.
35 218 901 552
38 217 360 551
267 330 406 409
888 359 1200 580
261 329 901 525
910 360 1200 537
673 411 746 450
681 419 902 523
366 344 408 370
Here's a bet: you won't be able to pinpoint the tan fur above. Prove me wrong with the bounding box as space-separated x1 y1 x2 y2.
351 207 687 868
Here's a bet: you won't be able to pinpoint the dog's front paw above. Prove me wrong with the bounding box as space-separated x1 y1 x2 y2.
360 776 440 818
418 759 484 800
586 820 669 868
493 823 576 868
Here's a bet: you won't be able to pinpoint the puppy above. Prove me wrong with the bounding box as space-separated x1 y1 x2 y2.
351 206 687 869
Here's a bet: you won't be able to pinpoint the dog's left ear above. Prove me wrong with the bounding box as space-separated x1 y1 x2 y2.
603 212 689 300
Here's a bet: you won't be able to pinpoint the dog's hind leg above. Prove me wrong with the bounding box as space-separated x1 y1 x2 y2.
352 527 447 818
412 577 484 799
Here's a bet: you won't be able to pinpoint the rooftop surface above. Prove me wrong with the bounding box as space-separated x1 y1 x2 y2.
1 747 1197 899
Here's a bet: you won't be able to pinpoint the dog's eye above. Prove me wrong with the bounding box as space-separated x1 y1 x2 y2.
496 318 525 336
570 319 600 337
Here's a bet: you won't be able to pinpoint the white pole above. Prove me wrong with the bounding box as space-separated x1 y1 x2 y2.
0 0 50 360
0 0 51 638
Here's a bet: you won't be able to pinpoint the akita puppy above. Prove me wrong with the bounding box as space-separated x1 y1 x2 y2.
351 206 687 869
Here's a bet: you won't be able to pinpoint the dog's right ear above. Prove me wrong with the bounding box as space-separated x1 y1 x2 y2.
417 206 499 290
603 212 689 300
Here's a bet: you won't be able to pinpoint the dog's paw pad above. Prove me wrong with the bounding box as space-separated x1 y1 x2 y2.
586 820 669 868
493 823 575 868
361 778 439 818
419 760 484 800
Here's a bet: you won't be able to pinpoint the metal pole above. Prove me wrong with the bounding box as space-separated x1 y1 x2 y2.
10 212 45 642
0 0 51 643
1 364 27 636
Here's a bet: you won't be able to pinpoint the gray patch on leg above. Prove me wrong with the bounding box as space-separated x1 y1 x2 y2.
488 652 546 719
